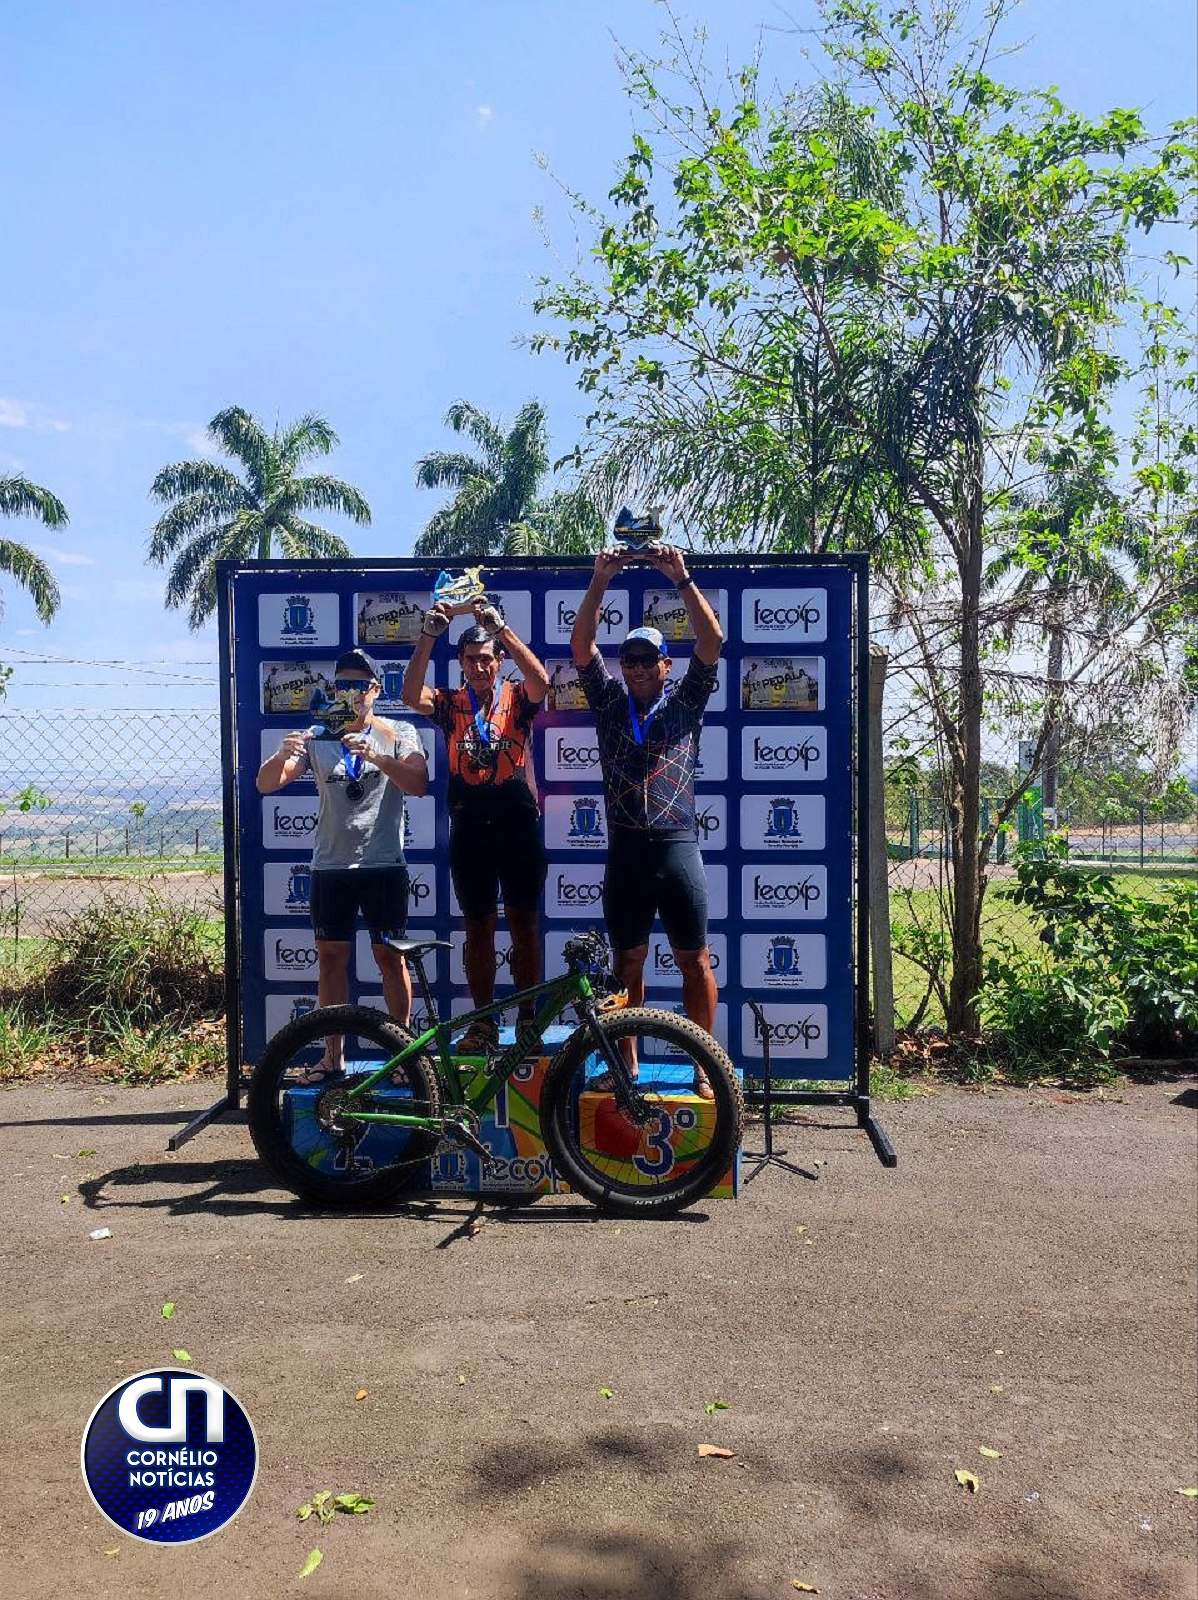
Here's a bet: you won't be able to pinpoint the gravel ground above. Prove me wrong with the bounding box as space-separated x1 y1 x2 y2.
0 1074 1194 1600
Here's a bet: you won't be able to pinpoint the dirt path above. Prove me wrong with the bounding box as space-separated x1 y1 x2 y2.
0 1076 1194 1599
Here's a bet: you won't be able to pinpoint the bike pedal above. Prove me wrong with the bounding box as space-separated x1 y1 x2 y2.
446 1120 493 1164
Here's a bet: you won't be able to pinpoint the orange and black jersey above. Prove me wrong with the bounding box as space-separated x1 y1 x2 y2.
430 680 541 814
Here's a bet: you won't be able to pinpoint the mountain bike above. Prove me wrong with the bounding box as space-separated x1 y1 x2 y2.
247 930 743 1217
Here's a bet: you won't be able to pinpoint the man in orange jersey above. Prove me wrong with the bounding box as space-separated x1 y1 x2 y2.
402 598 549 1053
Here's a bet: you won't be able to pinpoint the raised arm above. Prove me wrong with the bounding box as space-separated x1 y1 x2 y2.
401 602 450 715
256 731 309 794
571 550 627 668
475 600 549 704
648 544 723 665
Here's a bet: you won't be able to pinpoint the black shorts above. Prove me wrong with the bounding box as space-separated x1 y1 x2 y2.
310 864 409 944
603 831 708 953
450 805 548 921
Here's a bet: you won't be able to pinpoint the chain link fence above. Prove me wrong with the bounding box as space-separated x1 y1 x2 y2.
2 707 1194 1035
0 711 223 946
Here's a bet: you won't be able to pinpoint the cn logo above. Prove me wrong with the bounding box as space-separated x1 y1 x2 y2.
81 1367 258 1544
118 1375 225 1444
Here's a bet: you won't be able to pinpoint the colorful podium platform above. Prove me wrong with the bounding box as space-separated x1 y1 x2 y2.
283 1025 740 1199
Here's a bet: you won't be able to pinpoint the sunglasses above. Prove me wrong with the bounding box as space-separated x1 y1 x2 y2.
619 652 662 668
332 677 375 692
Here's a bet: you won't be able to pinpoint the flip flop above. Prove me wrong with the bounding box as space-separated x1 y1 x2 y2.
292 1058 340 1086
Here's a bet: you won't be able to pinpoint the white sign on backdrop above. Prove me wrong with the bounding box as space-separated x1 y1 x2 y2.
447 590 533 643
740 1002 829 1060
694 726 728 783
740 933 827 990
642 1001 730 1054
450 929 513 987
264 860 314 917
641 587 727 641
264 993 320 1035
263 927 319 981
693 794 727 852
739 793 826 851
544 590 630 645
739 656 823 714
356 927 439 984
543 727 603 781
403 795 437 851
643 933 728 989
261 660 336 716
740 864 828 920
544 863 606 918
262 795 319 850
257 592 341 649
740 588 828 644
544 792 608 851
740 725 827 782
355 590 428 646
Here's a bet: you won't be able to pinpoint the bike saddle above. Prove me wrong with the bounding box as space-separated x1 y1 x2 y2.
381 937 453 957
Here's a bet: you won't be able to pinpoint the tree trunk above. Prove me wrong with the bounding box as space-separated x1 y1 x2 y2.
946 473 986 1037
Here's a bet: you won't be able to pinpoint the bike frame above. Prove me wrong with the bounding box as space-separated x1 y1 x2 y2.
328 966 633 1134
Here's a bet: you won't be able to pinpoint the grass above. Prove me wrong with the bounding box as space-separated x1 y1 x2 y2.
0 890 225 1084
2 853 223 877
887 872 1182 1028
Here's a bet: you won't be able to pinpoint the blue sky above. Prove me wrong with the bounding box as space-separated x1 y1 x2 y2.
1 0 1195 711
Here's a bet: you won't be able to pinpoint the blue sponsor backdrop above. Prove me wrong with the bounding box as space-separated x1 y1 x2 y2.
229 559 857 1080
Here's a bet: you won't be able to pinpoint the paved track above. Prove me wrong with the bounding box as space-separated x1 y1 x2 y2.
0 1074 1194 1598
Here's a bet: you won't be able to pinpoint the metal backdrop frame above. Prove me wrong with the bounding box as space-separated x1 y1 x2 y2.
170 552 895 1168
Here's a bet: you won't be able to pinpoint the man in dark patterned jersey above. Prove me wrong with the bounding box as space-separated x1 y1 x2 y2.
571 544 724 1094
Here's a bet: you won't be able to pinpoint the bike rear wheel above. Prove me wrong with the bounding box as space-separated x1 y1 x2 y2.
247 1004 442 1207
540 1008 743 1216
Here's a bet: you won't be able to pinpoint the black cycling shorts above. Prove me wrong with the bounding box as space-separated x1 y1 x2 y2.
602 831 708 953
310 864 409 944
450 806 548 921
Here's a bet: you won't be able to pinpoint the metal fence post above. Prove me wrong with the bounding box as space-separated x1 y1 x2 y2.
868 648 895 1058
1139 805 1145 868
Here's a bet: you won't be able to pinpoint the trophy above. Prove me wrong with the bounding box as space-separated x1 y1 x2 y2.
612 505 665 557
427 567 505 640
306 687 358 740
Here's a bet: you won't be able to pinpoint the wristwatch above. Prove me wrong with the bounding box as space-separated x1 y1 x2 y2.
675 572 695 591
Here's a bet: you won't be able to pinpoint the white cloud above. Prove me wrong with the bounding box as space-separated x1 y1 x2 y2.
31 543 96 568
0 397 70 432
475 104 494 130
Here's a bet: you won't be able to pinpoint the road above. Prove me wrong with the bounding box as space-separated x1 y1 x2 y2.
0 1072 1194 1598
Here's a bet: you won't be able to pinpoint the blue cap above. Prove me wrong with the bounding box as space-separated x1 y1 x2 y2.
621 626 669 658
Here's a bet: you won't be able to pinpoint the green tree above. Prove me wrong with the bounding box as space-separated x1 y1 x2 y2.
147 407 370 629
534 1 1194 1033
0 474 68 624
414 399 602 559
984 456 1140 815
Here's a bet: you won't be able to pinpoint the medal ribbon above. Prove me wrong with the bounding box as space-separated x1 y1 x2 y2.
627 691 667 746
466 684 496 747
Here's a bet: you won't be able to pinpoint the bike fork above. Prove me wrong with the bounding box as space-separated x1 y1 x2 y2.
581 1005 651 1124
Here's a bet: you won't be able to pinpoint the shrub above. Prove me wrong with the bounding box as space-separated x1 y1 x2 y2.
982 840 1198 1074
24 889 224 1032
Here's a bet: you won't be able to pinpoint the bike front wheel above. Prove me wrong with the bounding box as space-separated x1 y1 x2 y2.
540 1008 743 1216
247 1004 442 1208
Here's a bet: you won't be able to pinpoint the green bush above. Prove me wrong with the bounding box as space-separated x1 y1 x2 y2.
13 889 223 1032
982 840 1198 1073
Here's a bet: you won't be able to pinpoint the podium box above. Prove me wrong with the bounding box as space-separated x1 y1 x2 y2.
283 1025 739 1200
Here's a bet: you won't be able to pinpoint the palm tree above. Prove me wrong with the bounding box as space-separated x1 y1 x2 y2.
985 460 1140 813
415 399 602 559
147 407 371 629
0 475 68 623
